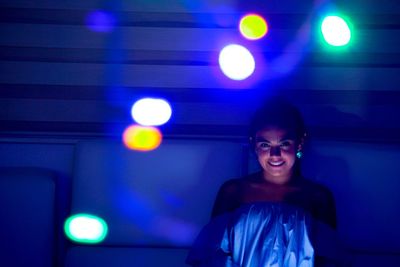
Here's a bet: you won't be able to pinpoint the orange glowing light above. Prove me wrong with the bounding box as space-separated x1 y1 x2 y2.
122 125 162 151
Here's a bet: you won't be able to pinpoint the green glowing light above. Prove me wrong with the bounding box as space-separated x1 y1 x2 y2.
321 15 352 47
64 213 108 244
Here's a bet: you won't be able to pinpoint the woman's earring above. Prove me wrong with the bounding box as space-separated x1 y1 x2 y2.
296 150 303 159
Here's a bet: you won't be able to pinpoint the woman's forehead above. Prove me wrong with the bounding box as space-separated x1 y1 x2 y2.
255 126 296 140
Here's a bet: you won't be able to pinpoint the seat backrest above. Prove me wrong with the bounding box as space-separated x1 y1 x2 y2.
65 139 247 267
70 139 247 246
0 167 56 267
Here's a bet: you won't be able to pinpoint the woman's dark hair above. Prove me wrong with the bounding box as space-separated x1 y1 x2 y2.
249 97 306 146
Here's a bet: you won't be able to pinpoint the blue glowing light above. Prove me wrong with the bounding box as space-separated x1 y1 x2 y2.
131 98 172 126
85 10 115 32
218 44 255 80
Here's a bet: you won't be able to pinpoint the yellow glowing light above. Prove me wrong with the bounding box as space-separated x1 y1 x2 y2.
123 125 162 151
239 14 268 40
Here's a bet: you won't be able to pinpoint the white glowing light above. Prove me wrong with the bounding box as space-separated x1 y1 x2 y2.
218 44 255 80
70 217 102 239
64 214 108 244
131 98 172 126
321 16 351 46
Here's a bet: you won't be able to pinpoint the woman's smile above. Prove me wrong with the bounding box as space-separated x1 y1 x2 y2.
268 160 285 167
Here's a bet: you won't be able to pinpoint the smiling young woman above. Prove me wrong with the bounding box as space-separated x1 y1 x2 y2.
187 97 341 267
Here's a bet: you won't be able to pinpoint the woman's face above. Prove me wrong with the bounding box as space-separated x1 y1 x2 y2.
254 126 301 185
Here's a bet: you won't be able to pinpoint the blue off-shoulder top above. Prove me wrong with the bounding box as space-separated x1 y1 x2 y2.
186 202 314 267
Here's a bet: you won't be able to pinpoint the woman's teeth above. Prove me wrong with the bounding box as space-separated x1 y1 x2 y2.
268 161 284 167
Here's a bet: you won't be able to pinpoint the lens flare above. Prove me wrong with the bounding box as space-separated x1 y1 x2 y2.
123 124 162 151
239 14 268 40
64 214 108 244
131 98 172 126
321 15 352 46
218 44 255 80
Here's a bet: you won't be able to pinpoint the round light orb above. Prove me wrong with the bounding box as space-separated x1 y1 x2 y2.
321 15 351 46
64 214 108 244
131 98 172 126
122 124 162 152
218 44 256 80
239 14 268 40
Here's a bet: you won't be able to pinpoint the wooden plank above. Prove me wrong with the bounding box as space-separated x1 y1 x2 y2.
1 23 399 53
1 84 400 106
1 46 400 68
1 120 400 143
0 0 114 11
0 0 328 13
1 8 399 28
0 98 253 125
1 99 400 135
1 0 399 14
1 61 399 90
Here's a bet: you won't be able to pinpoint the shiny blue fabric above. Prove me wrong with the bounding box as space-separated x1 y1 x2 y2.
187 203 314 267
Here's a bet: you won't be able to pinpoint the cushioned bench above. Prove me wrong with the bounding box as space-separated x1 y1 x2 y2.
65 138 400 266
66 247 189 267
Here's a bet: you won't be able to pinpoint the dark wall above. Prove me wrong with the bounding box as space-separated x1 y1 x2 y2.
0 0 399 141
0 0 400 266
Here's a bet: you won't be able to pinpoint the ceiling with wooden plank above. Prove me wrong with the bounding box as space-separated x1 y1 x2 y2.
0 0 399 141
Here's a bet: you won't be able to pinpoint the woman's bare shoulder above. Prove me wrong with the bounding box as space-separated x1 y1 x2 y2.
218 172 260 193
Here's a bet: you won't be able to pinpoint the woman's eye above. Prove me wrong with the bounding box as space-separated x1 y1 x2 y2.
259 143 270 149
280 142 291 149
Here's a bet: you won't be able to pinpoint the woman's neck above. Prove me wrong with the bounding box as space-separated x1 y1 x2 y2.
261 170 294 186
